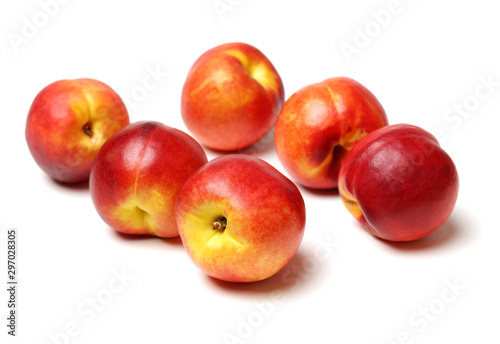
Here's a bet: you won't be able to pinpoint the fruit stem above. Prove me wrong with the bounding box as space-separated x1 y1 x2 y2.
212 217 227 231
83 123 93 137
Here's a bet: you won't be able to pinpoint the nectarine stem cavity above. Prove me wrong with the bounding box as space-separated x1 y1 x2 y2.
83 123 93 137
212 217 227 231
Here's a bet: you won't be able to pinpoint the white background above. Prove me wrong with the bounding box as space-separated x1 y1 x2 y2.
1 0 499 343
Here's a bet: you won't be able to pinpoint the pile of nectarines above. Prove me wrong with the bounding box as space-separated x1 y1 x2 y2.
25 42 458 283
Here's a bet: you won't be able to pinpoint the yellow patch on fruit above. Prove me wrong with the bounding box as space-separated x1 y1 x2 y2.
111 198 158 235
69 89 122 148
136 187 171 220
226 50 281 93
338 128 368 152
179 202 245 264
300 144 336 179
69 100 91 134
338 184 363 219
282 111 297 124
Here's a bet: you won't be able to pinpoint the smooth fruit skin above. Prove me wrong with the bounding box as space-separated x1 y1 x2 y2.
274 77 388 189
26 78 130 183
181 42 285 151
175 154 306 282
90 121 208 238
338 124 459 242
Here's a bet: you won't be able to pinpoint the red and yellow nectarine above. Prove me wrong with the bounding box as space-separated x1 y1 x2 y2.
181 42 285 151
338 124 459 241
26 78 130 183
175 154 306 282
90 121 208 238
274 77 388 189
